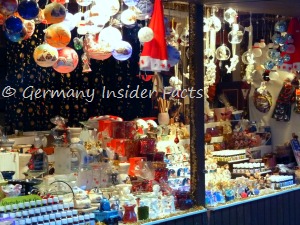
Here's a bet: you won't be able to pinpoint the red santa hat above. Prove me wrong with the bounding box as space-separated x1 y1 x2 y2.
139 0 169 72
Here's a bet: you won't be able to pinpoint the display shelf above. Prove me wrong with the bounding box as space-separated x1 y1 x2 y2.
206 185 300 211
118 209 207 225
231 169 272 178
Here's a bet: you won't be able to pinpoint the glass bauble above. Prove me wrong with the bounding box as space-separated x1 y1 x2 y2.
224 8 237 25
241 51 254 64
283 54 291 62
228 30 243 44
264 60 276 70
274 20 287 33
215 44 231 61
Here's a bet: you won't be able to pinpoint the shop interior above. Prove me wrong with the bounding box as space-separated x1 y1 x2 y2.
0 0 300 225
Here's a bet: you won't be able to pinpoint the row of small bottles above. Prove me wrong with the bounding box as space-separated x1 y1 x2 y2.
0 197 95 225
232 162 266 174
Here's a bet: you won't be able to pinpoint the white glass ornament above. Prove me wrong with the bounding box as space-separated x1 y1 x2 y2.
207 15 221 32
228 24 243 44
121 8 137 26
138 27 154 43
269 70 279 80
92 0 120 17
215 44 231 61
99 26 122 47
61 12 76 31
252 43 262 57
258 39 266 48
112 40 132 61
224 8 237 25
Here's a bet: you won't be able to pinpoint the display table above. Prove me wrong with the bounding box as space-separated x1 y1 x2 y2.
207 186 300 225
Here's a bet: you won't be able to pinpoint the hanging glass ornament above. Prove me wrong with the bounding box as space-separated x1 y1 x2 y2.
264 60 276 70
224 8 237 26
286 44 296 53
4 28 26 42
215 44 231 61
112 40 132 61
274 20 287 33
252 42 262 57
207 15 221 32
138 27 154 43
180 26 189 47
267 49 280 60
241 51 255 65
98 26 122 47
269 70 279 80
0 0 18 16
73 37 83 50
280 44 288 52
276 57 284 66
135 0 153 20
285 33 293 43
18 0 39 20
271 33 285 45
121 8 137 26
4 16 23 33
283 54 291 62
228 23 244 44
258 39 266 48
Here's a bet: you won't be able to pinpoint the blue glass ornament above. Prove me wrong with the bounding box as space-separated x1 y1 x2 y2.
167 45 180 67
18 0 39 20
5 16 23 33
267 49 280 60
112 41 132 61
283 54 291 62
264 60 276 70
278 36 286 45
276 57 284 66
280 44 288 52
4 27 26 42
123 0 139 7
271 33 281 45
285 33 293 43
274 20 287 33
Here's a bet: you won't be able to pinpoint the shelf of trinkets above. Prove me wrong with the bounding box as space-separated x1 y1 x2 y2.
212 149 247 162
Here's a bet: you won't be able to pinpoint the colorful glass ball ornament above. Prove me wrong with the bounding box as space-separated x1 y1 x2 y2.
167 45 180 67
112 41 132 61
52 47 79 73
43 2 66 24
138 27 154 43
4 27 26 42
123 0 139 7
283 54 291 62
267 49 280 60
4 16 23 33
45 23 71 48
0 0 18 16
135 0 153 20
215 44 231 61
76 0 93 7
17 0 39 20
88 40 112 61
33 43 58 67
